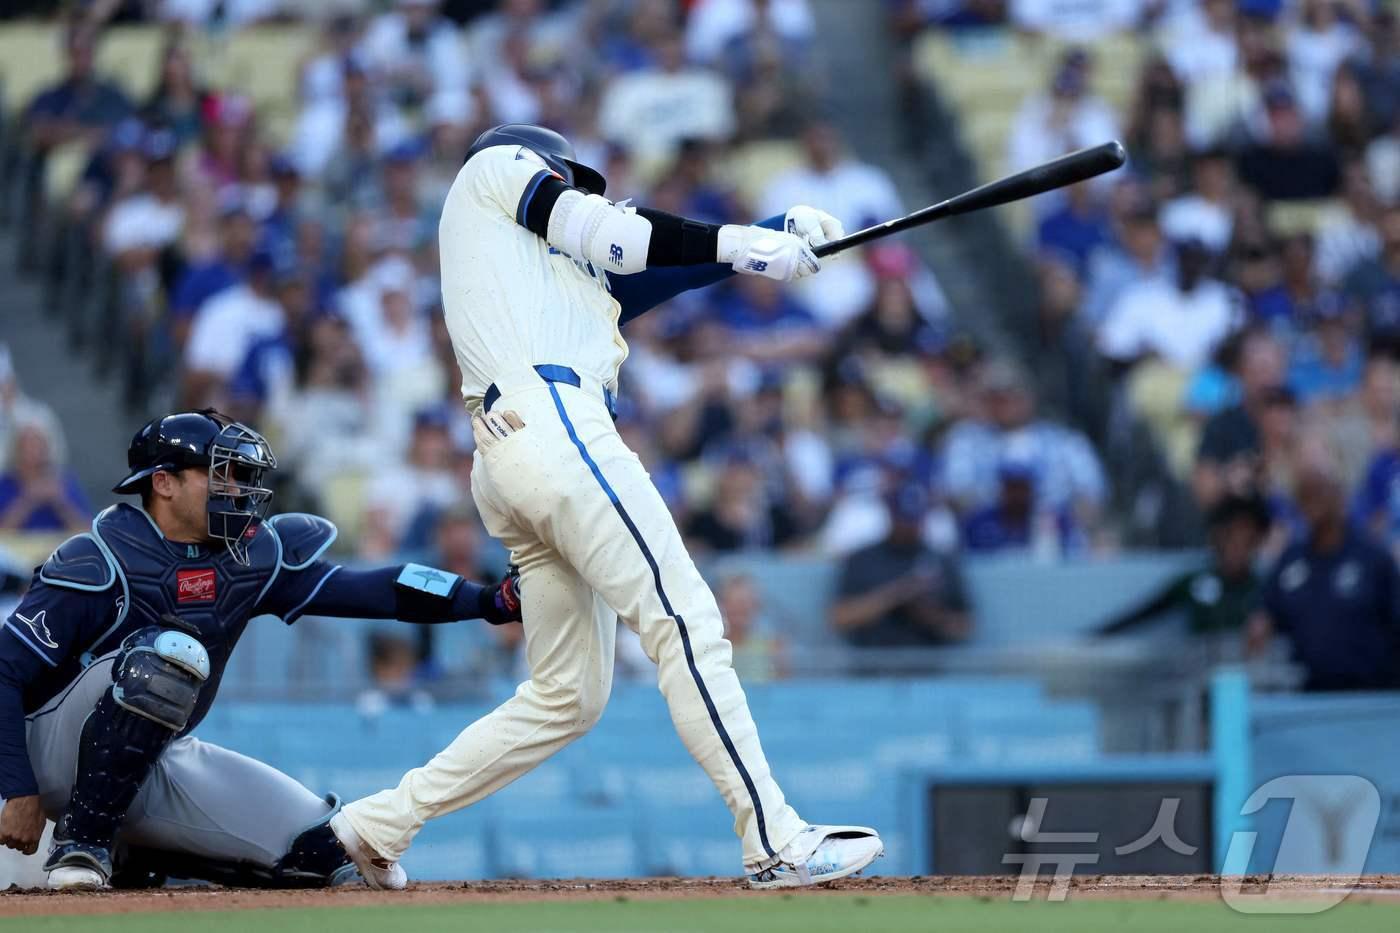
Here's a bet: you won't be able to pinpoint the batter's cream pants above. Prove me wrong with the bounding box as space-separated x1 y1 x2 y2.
341 367 805 867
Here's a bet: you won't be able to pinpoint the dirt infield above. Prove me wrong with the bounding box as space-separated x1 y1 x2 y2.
5 875 1400 917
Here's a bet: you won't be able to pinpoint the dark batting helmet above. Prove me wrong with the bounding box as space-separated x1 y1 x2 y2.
465 123 606 196
113 409 277 565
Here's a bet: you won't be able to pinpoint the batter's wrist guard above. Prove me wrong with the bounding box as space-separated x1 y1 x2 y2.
481 566 522 625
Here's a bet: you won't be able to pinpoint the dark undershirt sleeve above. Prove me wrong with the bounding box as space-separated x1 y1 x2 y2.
0 630 49 798
611 214 786 326
260 563 497 625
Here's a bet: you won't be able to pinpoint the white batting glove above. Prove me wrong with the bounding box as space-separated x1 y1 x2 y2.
717 225 821 281
785 205 845 249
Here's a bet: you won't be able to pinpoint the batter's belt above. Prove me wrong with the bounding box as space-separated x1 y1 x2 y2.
483 364 618 420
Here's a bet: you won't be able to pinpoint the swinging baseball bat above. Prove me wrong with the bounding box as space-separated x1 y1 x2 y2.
812 141 1127 258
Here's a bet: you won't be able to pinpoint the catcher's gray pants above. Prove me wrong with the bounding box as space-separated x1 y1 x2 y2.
22 652 332 871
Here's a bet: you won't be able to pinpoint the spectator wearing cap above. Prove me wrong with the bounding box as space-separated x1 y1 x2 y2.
343 256 435 383
685 447 799 553
260 154 305 257
0 422 90 534
1287 295 1365 407
182 245 287 405
598 29 736 164
831 483 972 649
1248 462 1400 692
1194 330 1286 509
1160 148 1237 256
227 260 322 420
168 192 258 343
293 55 409 182
1235 80 1342 200
358 0 469 111
1342 205 1400 355
361 407 459 558
760 122 905 327
941 358 1106 524
23 26 131 161
1101 494 1270 637
1006 48 1121 197
1082 195 1173 328
1314 161 1383 287
372 141 434 254
961 450 1083 557
713 274 826 366
1099 237 1241 371
101 129 185 272
1037 181 1112 277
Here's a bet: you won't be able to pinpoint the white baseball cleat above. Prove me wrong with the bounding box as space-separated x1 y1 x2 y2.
329 812 407 891
47 864 109 891
745 824 884 889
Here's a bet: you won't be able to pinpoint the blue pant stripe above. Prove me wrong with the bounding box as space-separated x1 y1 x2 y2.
546 384 776 859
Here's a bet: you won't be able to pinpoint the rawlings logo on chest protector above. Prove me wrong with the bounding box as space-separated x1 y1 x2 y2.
177 568 218 603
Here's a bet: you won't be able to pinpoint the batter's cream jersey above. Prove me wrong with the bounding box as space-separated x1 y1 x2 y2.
439 144 628 410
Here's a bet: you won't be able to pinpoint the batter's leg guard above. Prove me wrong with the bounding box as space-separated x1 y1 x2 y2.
45 624 210 883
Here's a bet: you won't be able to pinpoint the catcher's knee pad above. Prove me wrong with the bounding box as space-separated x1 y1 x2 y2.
273 794 357 888
59 625 210 850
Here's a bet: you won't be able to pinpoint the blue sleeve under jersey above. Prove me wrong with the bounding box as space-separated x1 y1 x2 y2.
1 583 117 799
611 214 785 326
255 562 491 625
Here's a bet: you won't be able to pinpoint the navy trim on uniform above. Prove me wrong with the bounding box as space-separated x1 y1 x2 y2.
282 565 341 626
545 382 776 859
515 169 551 228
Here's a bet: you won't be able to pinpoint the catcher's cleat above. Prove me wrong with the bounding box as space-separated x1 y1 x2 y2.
45 841 112 891
745 824 884 889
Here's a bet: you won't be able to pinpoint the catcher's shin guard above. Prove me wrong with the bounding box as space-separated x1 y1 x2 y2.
47 625 209 874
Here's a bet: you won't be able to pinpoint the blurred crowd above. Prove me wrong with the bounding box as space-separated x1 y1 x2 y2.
892 0 1400 688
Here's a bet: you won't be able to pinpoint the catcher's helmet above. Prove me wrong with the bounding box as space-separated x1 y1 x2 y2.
466 123 606 196
114 410 277 565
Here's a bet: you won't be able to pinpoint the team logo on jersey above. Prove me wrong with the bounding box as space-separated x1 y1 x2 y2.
177 568 218 603
15 610 59 649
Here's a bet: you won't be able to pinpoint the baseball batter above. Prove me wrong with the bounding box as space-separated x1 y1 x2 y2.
333 124 884 888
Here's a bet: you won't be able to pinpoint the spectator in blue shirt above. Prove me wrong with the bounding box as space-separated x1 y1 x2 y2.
24 26 131 157
0 423 90 534
1249 464 1400 691
168 193 258 345
961 456 1081 556
1288 295 1365 406
1353 447 1400 552
1037 181 1111 276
